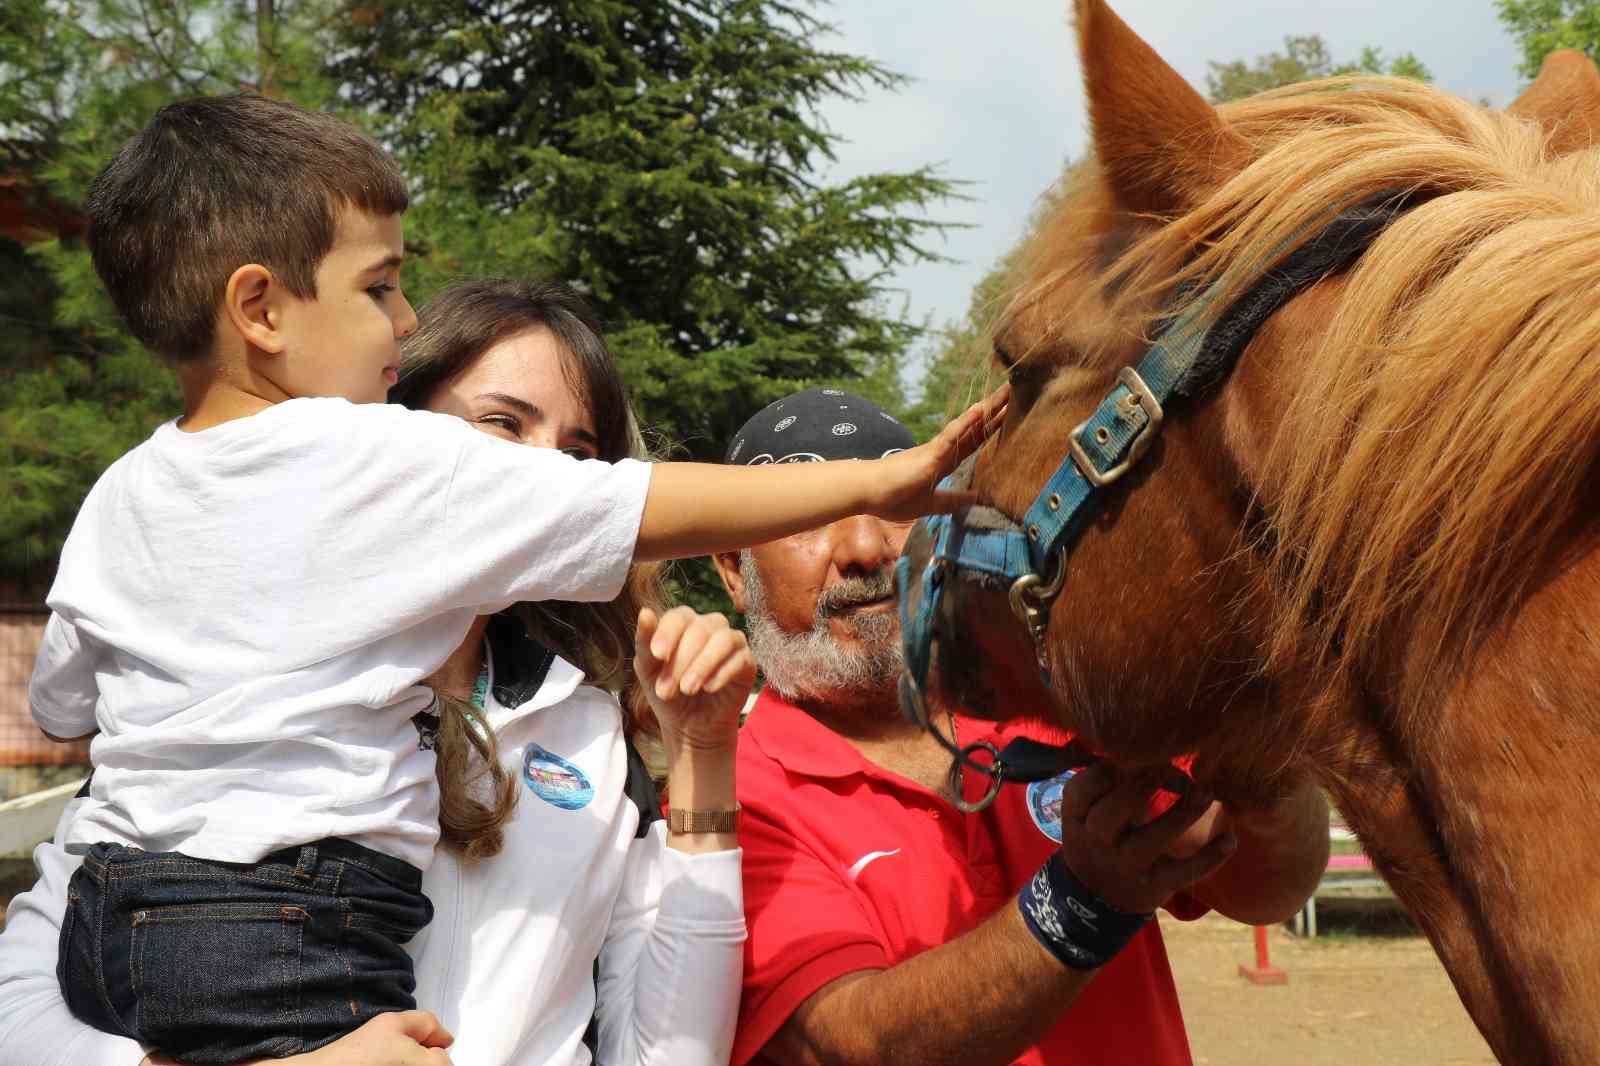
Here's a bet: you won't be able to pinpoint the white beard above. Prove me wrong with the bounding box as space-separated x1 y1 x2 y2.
739 552 903 708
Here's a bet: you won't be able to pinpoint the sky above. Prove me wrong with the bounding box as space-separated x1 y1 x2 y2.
814 1 1528 384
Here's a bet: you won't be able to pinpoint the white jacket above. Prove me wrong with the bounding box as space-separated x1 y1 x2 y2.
0 650 745 1066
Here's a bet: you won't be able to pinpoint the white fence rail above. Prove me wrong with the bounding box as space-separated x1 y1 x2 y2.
0 780 80 857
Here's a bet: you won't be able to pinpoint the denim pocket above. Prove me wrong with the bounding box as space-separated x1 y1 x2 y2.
57 890 102 1031
129 902 308 1062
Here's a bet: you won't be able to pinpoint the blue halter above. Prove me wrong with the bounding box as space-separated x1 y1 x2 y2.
896 192 1410 811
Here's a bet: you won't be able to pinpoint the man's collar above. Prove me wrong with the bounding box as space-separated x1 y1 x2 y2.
744 687 884 781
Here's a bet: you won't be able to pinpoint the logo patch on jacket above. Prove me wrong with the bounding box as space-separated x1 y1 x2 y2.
1026 770 1079 844
522 744 594 810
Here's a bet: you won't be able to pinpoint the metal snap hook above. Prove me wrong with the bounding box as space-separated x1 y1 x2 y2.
947 740 1006 814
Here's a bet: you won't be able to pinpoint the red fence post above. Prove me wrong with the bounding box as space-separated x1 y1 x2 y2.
1237 924 1288 985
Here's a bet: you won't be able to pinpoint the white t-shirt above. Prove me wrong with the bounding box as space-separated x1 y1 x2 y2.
0 654 745 1066
28 397 652 869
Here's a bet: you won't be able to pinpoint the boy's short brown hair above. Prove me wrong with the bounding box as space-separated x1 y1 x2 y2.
86 94 409 362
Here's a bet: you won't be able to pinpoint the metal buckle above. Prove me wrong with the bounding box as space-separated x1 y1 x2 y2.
1068 366 1164 487
1008 545 1067 674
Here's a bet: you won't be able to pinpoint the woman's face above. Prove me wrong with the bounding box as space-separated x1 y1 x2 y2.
424 326 600 459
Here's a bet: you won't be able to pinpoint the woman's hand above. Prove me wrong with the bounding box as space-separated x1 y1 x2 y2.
865 384 1009 522
139 1011 455 1066
636 606 751 853
634 606 754 758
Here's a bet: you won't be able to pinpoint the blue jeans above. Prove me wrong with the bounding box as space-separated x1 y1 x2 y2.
58 838 432 1064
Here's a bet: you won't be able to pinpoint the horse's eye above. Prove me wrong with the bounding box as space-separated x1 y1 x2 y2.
993 343 1016 372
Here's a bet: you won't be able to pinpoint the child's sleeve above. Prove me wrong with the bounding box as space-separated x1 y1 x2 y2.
28 614 99 741
324 406 653 623
428 422 653 609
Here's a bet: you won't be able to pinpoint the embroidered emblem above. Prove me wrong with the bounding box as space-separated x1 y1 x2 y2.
774 415 797 432
831 422 857 436
522 744 595 810
1026 769 1079 844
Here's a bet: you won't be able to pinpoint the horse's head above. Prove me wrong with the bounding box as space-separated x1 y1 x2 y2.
903 0 1600 796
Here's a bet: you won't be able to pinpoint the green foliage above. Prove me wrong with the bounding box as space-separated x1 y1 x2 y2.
1497 0 1600 79
907 175 1068 442
0 0 954 595
1205 34 1432 103
0 0 293 576
335 0 951 461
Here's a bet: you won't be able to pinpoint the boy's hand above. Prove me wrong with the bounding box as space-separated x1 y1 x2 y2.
635 606 755 758
171 1010 455 1066
867 384 1009 522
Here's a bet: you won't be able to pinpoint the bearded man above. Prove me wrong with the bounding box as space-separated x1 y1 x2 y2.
713 388 1331 1066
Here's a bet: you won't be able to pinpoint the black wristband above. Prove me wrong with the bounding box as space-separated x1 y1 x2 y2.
1017 851 1151 970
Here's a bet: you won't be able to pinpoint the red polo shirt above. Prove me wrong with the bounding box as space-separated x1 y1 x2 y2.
733 689 1201 1066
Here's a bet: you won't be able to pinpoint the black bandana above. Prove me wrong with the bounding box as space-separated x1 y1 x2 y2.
724 388 915 465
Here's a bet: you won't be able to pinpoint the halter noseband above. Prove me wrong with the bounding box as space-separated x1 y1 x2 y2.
896 192 1412 812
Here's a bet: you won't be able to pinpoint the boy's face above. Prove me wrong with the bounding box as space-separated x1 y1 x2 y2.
275 208 417 404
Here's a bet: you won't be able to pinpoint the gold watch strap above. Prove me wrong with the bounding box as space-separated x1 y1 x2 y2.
667 805 741 834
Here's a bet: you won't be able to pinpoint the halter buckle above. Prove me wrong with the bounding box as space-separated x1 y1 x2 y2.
1068 366 1165 487
1008 545 1068 675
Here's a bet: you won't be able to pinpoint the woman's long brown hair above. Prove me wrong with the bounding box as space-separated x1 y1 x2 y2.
393 278 667 859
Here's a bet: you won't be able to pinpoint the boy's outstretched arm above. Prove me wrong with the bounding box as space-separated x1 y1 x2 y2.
634 386 1008 562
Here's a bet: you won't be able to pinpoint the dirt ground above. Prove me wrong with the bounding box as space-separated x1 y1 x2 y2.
1163 909 1494 1066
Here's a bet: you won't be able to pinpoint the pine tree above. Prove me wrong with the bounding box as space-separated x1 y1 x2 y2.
333 0 952 459
0 0 954 587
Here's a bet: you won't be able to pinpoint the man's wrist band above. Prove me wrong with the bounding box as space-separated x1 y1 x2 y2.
1017 851 1151 971
667 805 740 834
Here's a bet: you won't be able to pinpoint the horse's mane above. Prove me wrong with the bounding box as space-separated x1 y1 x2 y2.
1005 75 1600 699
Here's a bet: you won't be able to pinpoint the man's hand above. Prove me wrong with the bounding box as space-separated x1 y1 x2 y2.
1056 762 1238 916
866 385 1009 522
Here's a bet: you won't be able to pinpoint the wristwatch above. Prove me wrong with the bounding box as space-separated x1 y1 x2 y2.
667 805 741 834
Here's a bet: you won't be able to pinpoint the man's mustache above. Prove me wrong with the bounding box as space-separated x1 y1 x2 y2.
818 571 897 616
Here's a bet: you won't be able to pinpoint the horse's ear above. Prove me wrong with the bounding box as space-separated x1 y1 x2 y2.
1508 49 1600 155
1074 0 1250 217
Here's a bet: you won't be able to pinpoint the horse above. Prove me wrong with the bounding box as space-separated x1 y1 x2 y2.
900 3 1600 1063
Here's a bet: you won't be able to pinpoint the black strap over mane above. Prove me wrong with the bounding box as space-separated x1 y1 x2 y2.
1172 195 1412 399
899 191 1416 813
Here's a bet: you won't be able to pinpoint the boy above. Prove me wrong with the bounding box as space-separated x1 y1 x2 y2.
30 94 1004 1064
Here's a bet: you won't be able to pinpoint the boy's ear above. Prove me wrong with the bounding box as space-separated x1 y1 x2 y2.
710 550 748 613
222 264 287 355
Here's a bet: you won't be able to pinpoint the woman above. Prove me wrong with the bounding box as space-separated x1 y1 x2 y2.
0 279 750 1066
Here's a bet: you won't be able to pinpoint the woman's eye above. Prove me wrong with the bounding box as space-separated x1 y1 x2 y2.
480 415 520 434
367 283 396 302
